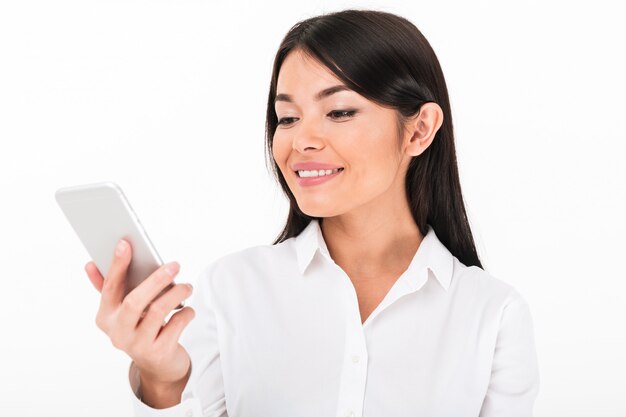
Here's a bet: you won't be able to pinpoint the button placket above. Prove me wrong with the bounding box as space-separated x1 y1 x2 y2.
332 263 370 417
350 302 369 415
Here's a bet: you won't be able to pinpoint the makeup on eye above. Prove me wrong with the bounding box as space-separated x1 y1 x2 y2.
276 109 358 126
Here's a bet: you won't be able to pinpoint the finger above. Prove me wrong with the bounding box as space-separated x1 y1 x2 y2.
101 239 132 310
117 262 181 334
155 307 196 348
135 282 192 341
85 261 104 293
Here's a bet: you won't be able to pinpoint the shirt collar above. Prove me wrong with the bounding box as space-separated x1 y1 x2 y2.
294 219 453 292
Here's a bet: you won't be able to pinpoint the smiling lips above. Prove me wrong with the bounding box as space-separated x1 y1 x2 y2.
289 161 345 187
295 167 344 187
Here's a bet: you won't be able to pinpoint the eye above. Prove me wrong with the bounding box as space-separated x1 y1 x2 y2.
277 117 297 126
276 110 357 127
328 110 357 120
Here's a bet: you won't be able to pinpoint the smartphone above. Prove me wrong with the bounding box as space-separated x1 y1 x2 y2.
55 181 183 309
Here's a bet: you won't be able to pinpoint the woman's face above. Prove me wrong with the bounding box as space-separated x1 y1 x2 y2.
272 50 414 219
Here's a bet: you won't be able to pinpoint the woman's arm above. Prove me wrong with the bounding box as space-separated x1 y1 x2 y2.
479 291 541 416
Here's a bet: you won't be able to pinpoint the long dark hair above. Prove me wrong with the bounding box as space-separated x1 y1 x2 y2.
264 9 483 270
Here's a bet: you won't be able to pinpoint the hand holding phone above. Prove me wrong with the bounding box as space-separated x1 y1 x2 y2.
56 182 196 406
84 237 196 406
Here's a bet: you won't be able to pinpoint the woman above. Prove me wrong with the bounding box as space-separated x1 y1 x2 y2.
85 8 540 417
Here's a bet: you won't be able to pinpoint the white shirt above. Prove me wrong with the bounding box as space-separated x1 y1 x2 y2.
129 219 540 417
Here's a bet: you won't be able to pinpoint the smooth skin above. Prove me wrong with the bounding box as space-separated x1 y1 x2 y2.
273 49 444 323
85 238 195 408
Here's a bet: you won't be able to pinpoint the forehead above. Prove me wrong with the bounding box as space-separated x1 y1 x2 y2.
276 50 342 92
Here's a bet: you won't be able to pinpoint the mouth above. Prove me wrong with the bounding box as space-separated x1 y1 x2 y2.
294 167 345 178
294 167 344 187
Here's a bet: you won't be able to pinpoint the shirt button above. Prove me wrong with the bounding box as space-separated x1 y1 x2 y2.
347 411 355 417
185 410 194 417
352 355 360 364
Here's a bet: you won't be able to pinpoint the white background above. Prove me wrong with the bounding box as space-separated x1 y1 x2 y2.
1 0 624 415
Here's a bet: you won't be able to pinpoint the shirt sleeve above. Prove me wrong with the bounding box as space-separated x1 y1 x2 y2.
128 261 228 417
479 290 541 417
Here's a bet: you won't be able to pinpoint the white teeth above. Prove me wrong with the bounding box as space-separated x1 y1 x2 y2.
297 168 343 178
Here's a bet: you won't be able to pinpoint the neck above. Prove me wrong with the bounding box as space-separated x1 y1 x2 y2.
320 211 423 280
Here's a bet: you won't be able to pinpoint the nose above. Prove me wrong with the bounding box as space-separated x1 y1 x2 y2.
292 117 325 153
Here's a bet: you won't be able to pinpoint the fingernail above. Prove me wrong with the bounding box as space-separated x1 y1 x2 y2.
186 283 193 291
165 262 179 276
115 239 127 257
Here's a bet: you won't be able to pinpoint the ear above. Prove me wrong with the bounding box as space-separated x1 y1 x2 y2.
403 102 444 157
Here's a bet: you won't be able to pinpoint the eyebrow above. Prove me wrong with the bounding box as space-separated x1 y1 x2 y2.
274 85 352 105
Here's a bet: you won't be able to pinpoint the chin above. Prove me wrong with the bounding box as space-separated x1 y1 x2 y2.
298 204 341 219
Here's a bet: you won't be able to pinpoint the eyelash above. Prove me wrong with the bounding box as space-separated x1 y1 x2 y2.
277 110 357 126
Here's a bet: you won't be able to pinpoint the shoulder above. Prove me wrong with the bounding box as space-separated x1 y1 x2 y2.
218 239 294 269
196 239 296 286
444 258 537 349
450 256 532 320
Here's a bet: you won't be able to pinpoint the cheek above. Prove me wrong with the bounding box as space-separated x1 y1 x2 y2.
344 139 399 188
272 135 289 169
